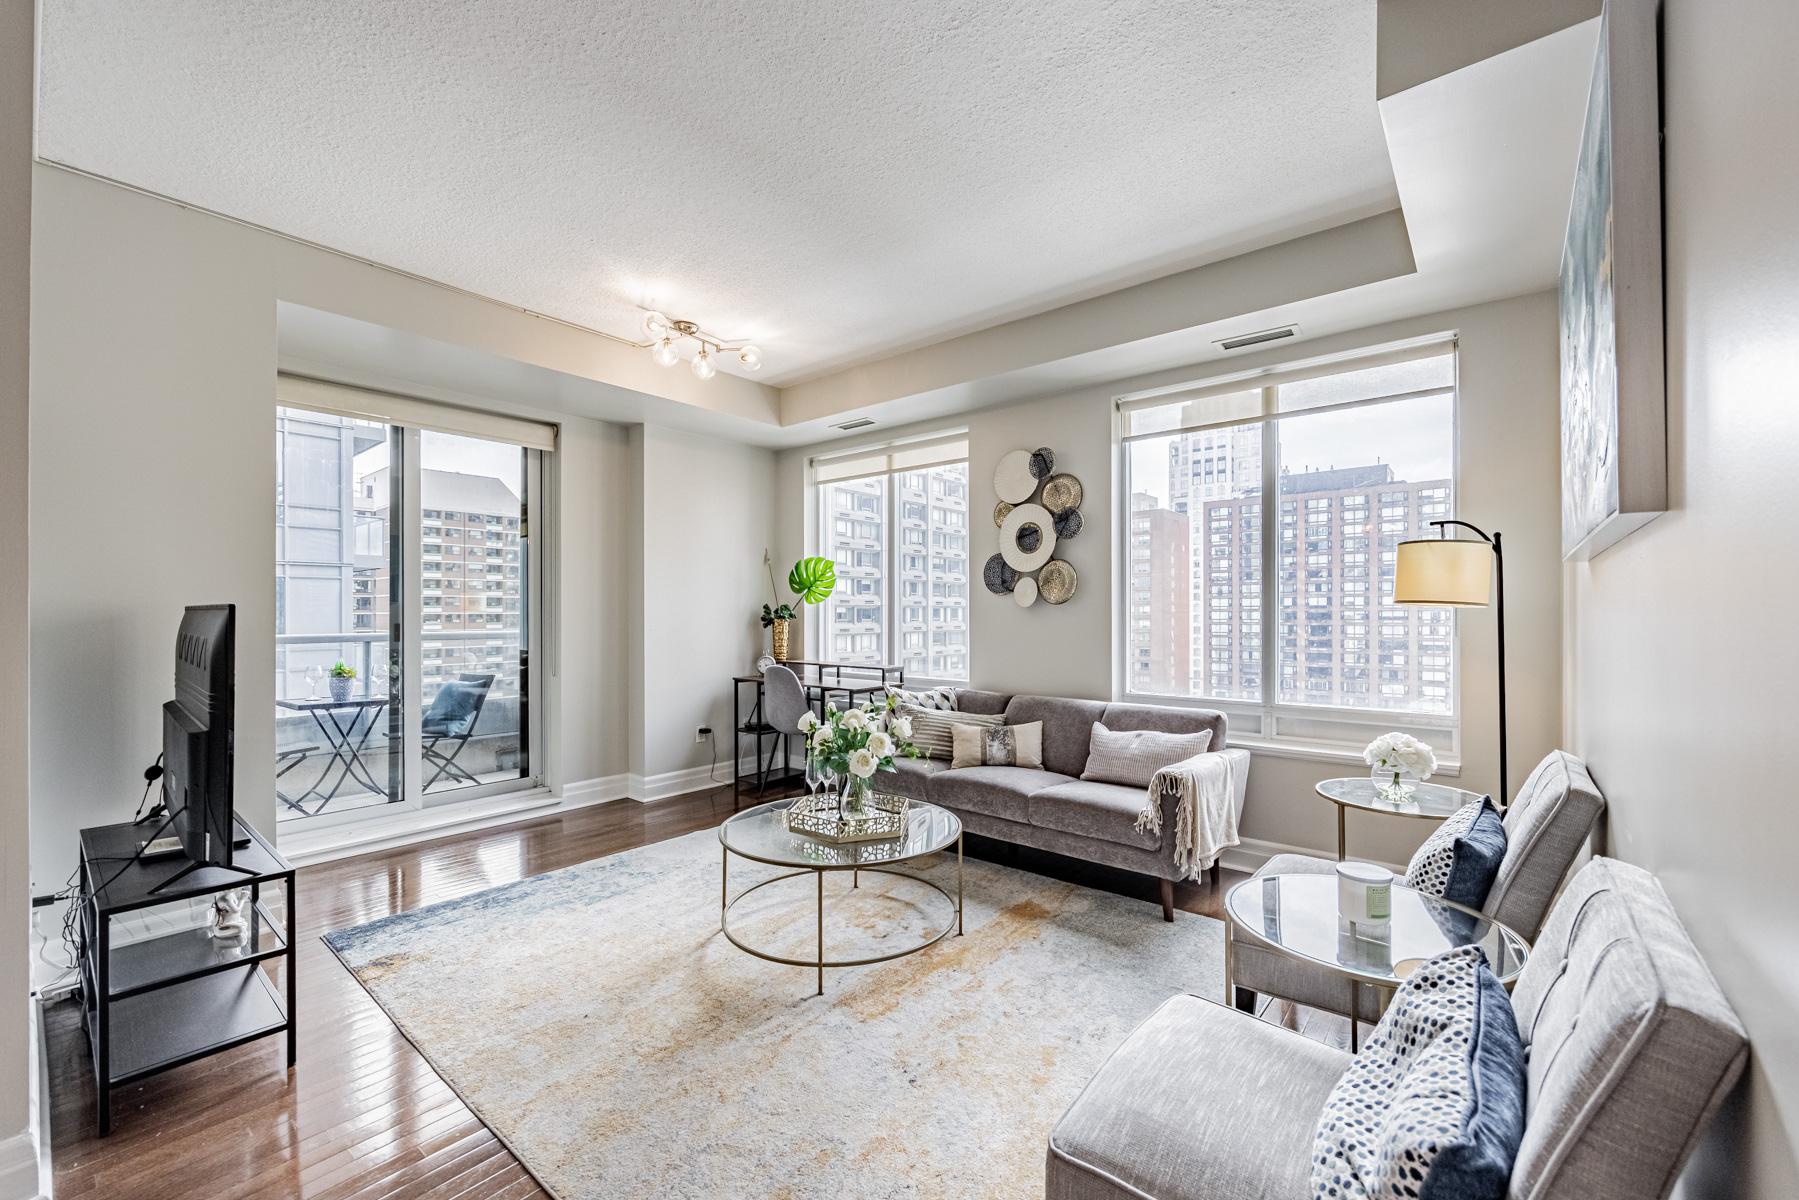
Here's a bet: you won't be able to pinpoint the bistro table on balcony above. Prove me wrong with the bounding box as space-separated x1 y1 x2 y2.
274 695 391 816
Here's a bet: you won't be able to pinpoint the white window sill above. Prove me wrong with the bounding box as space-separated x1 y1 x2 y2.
1227 735 1461 777
277 785 555 866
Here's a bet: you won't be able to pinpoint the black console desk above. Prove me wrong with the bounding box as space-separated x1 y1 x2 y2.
77 817 296 1134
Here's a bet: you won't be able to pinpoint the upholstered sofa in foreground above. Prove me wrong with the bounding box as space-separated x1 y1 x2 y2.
1046 856 1748 1200
876 690 1250 920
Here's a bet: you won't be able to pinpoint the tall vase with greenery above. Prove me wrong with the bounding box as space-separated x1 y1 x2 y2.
757 552 838 664
799 696 920 820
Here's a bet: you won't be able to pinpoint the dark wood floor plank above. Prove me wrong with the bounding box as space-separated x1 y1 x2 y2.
48 777 1332 1199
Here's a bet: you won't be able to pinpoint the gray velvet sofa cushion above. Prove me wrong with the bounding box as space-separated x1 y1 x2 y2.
1047 993 1349 1200
875 756 948 802
1005 695 1108 778
1507 857 1747 1200
1028 780 1161 851
952 688 1012 715
929 765 1074 824
1098 702 1227 754
1483 749 1605 942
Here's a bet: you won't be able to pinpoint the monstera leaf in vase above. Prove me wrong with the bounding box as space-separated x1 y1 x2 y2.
788 556 837 604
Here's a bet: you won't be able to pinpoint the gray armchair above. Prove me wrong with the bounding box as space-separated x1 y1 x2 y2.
1047 856 1747 1200
1230 749 1606 1024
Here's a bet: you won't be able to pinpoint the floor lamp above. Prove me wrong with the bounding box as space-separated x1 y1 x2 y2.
1393 521 1507 808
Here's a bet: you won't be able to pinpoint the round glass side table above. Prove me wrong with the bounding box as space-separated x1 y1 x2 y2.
1316 777 1483 861
1224 872 1529 1050
719 797 963 996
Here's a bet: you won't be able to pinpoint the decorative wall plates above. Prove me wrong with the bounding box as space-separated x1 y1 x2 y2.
993 500 1015 528
1013 576 1038 607
1037 559 1077 605
1052 508 1083 540
982 553 1017 595
994 450 1037 503
1029 447 1056 480
1041 473 1084 514
999 503 1056 572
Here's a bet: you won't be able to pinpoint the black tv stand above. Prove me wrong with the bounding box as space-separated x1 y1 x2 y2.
77 816 296 1135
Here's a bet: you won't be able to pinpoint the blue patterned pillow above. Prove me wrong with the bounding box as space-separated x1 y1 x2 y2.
1311 945 1525 1200
1403 796 1506 910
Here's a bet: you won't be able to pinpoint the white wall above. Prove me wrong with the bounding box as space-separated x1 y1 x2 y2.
1568 1 1799 1194
635 426 777 783
779 289 1563 868
23 165 701 892
0 1 35 1195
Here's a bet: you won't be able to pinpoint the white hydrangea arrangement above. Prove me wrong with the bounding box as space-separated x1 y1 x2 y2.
797 695 920 782
1364 732 1438 799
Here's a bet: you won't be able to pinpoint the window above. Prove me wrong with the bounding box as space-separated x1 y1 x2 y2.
1120 346 1457 722
813 435 969 682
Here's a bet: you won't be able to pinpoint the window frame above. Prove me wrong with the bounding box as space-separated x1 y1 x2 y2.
807 431 971 687
1112 339 1462 769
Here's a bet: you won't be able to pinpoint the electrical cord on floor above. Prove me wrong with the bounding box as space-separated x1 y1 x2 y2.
705 729 724 784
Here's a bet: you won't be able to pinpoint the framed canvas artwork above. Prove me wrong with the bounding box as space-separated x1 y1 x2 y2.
1560 0 1665 561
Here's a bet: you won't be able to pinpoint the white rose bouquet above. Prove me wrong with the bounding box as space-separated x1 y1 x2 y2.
1364 732 1437 800
806 693 922 784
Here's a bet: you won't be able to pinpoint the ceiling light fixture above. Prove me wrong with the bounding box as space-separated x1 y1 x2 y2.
639 311 760 379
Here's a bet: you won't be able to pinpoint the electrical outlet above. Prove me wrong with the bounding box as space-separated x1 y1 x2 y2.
695 725 711 743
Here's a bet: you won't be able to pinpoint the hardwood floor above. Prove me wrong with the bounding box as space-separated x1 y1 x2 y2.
45 782 1343 1198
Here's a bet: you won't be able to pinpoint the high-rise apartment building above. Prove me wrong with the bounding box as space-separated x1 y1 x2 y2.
822 465 970 679
1127 493 1191 695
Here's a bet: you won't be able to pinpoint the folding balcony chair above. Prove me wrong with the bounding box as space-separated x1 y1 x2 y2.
275 742 320 816
421 673 496 791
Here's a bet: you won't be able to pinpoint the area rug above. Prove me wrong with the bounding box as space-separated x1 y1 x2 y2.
324 826 1225 1199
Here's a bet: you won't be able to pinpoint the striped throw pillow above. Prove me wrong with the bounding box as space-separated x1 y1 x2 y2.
903 705 1003 761
886 684 959 711
1079 723 1212 788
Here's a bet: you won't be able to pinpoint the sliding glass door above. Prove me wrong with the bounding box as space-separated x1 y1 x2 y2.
276 404 541 826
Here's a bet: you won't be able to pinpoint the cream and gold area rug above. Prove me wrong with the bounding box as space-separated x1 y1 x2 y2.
324 826 1225 1199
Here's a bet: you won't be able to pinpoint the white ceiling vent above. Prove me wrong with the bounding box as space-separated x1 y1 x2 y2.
831 417 878 431
1216 324 1300 352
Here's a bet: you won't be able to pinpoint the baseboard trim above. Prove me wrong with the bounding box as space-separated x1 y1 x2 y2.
0 1127 41 1200
1221 836 1406 876
628 758 764 803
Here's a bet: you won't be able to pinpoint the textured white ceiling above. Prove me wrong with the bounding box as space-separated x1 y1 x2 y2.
38 1 1398 384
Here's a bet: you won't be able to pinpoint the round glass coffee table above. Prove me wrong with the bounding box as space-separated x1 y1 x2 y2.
1317 777 1484 861
719 797 963 995
1224 873 1529 1050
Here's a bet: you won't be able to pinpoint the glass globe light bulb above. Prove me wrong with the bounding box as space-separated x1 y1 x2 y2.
737 345 762 371
691 348 716 380
650 337 679 368
642 310 669 340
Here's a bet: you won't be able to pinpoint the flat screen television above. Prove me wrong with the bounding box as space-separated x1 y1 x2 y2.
160 604 238 874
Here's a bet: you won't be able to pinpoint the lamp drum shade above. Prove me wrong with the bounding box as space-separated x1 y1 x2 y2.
1394 538 1493 607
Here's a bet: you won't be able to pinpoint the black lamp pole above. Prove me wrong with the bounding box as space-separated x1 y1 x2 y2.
1427 520 1506 807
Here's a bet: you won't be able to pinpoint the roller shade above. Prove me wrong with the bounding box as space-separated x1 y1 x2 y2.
277 374 558 452
1117 333 1457 414
812 431 968 484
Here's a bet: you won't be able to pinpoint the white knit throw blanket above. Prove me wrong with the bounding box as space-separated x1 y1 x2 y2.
1136 752 1238 881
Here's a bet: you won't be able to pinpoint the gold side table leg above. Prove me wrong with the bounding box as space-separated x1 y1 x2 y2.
1337 805 1347 862
957 834 964 936
1349 977 1359 1052
721 844 728 927
816 869 824 997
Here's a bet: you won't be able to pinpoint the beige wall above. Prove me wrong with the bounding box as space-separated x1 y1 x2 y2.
25 165 757 895
0 0 32 1193
1568 1 1799 1195
779 289 1563 868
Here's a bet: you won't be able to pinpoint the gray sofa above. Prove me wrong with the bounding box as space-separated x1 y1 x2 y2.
877 690 1250 920
1047 856 1748 1200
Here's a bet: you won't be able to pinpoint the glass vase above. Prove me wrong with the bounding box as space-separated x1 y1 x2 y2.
1370 762 1421 804
839 774 876 822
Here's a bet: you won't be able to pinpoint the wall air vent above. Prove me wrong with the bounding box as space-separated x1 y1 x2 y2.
831 418 877 431
1216 324 1300 352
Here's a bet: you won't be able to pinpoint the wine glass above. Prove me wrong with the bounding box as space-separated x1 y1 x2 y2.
304 665 323 700
370 658 389 698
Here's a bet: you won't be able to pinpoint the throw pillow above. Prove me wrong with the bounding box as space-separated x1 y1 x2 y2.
1079 723 1212 788
949 721 1044 770
1404 796 1508 910
885 684 958 711
1311 945 1526 1200
904 705 1002 760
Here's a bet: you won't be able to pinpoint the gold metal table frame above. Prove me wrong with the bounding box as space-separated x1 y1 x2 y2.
719 801 963 996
